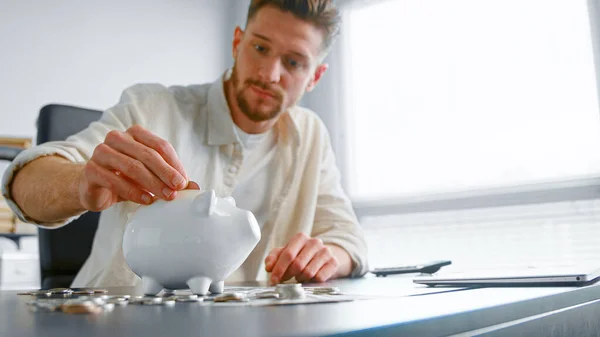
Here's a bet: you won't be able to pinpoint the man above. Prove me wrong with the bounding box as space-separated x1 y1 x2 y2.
1 0 368 289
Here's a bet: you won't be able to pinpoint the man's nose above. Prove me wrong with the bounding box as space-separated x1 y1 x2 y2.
258 57 282 83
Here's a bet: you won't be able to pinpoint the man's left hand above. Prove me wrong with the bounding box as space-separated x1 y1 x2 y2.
265 233 352 285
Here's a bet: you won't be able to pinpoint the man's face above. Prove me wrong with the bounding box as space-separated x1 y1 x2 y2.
231 6 328 122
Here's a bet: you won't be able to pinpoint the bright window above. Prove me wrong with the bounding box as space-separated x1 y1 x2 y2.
344 0 600 201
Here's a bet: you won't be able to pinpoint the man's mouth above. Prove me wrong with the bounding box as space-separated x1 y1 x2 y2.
250 85 276 99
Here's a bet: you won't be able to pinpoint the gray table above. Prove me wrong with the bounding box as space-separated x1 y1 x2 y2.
2 274 600 337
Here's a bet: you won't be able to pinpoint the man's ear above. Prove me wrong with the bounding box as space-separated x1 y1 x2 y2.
232 26 244 59
306 64 329 92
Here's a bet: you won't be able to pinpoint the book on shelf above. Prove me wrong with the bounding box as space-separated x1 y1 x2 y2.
14 219 37 235
0 136 32 149
0 219 15 234
0 136 36 235
0 197 14 225
0 212 14 221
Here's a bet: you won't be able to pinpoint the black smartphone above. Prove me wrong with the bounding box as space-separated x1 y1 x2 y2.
371 260 452 277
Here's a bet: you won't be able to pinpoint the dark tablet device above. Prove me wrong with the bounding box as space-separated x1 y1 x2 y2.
371 260 452 277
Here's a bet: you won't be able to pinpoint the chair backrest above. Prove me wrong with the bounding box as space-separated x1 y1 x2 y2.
36 104 103 289
0 146 23 162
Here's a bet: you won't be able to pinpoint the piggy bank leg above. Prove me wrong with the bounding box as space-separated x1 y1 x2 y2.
186 276 212 295
142 276 164 296
209 281 224 294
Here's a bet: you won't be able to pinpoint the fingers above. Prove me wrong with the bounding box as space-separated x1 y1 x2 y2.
92 143 176 200
297 246 338 283
186 181 201 190
104 129 187 193
81 125 191 210
281 237 323 281
84 160 153 207
265 235 340 284
312 258 339 283
126 125 188 185
265 247 283 272
269 233 309 284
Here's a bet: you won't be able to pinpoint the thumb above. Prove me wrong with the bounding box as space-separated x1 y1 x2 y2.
186 181 201 190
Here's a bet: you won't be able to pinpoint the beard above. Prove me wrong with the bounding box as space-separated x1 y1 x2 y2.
231 64 286 122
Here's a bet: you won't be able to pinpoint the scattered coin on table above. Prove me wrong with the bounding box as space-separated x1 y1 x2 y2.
18 285 348 313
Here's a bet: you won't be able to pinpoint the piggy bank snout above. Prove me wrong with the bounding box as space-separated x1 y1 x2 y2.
244 210 261 243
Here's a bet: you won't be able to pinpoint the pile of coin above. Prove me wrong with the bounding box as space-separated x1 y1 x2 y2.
20 287 204 314
167 294 204 303
18 288 108 297
275 283 306 300
19 285 344 312
26 297 117 314
304 286 342 295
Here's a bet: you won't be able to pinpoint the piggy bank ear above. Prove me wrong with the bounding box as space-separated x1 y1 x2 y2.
193 189 218 215
223 196 236 207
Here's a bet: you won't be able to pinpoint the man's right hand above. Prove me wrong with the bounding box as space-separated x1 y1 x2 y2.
78 125 190 212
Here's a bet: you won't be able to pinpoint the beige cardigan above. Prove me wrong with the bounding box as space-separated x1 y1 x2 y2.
1 70 369 288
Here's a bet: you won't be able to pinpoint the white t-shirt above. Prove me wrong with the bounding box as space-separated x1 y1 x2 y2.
231 125 277 228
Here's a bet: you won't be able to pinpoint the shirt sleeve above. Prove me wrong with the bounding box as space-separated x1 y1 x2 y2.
0 84 160 229
311 123 370 278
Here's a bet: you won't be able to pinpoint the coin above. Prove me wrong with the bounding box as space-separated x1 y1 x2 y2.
128 296 146 304
143 297 163 304
102 303 116 312
305 286 342 295
276 283 302 289
71 287 106 293
172 294 203 303
142 298 175 306
60 302 102 314
160 299 176 306
255 291 279 299
275 283 306 300
49 288 73 295
21 290 52 296
129 296 166 305
214 292 248 302
105 297 129 306
100 295 130 301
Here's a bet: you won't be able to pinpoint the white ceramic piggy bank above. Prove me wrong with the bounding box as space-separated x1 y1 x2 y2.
122 189 261 296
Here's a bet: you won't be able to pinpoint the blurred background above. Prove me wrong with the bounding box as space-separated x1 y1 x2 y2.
1 0 600 289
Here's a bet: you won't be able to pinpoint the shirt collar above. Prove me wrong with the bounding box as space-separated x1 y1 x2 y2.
206 70 238 146
205 69 301 148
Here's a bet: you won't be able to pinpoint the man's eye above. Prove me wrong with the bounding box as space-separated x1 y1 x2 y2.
285 57 302 69
254 44 266 53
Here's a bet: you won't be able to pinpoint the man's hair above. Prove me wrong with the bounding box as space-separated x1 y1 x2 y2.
246 0 341 54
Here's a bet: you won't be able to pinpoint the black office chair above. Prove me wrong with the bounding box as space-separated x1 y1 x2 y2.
35 104 103 289
0 146 23 162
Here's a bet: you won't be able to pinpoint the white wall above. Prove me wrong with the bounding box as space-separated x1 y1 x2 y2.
0 0 233 140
